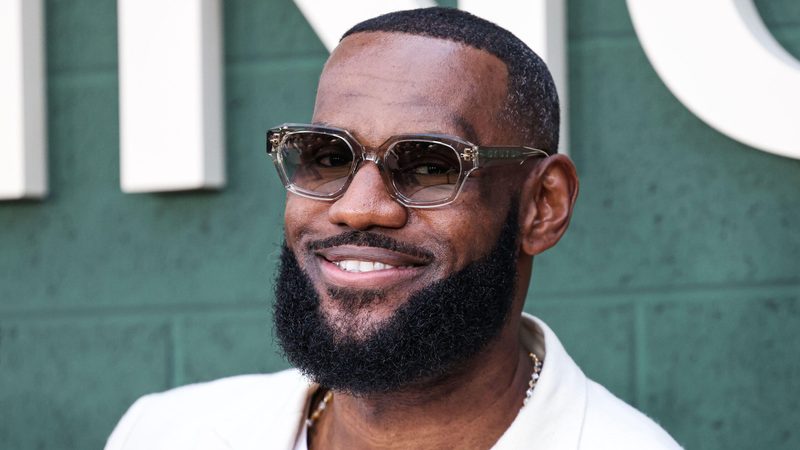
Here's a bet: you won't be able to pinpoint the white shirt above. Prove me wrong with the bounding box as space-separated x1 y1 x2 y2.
106 314 683 449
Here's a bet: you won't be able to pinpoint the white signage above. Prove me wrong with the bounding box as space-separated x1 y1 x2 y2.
118 0 225 193
0 0 47 200
2 2 798 201
293 0 569 154
628 0 800 160
293 0 437 51
459 0 568 153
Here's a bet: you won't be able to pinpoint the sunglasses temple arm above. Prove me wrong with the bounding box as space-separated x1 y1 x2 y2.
476 146 550 168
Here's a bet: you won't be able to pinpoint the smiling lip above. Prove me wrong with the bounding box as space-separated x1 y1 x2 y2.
315 245 429 288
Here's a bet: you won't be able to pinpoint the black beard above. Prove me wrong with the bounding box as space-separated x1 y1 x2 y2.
273 204 520 395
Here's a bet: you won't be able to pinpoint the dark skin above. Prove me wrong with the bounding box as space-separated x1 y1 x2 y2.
283 32 579 450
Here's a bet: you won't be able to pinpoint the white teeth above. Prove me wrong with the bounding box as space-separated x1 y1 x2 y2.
334 260 396 272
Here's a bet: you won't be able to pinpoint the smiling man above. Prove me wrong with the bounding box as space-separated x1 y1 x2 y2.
107 7 681 450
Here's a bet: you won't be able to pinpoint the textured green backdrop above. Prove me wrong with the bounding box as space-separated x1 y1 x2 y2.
1 1 799 448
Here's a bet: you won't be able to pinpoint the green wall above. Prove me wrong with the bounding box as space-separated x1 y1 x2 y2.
1 1 798 448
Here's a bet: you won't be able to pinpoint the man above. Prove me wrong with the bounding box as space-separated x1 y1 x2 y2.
107 7 681 450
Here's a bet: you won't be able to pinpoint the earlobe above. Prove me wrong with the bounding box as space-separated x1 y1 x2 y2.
518 155 579 256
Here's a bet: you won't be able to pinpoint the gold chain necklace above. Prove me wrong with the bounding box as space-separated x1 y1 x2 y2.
306 352 543 429
523 352 543 407
305 390 333 428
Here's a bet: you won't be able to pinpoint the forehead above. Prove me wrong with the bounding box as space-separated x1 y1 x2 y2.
312 32 510 147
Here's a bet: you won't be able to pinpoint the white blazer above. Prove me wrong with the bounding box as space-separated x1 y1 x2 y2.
106 314 682 450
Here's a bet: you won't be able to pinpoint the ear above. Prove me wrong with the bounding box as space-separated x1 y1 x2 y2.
519 154 579 256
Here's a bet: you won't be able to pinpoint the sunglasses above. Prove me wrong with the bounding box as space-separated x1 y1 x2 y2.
266 123 550 208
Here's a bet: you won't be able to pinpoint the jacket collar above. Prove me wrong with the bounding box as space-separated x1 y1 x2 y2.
211 370 313 450
492 313 588 449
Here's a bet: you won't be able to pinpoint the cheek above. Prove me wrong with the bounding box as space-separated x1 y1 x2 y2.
421 197 508 269
283 196 327 249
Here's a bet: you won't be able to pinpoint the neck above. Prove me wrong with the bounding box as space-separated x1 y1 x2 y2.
310 312 534 450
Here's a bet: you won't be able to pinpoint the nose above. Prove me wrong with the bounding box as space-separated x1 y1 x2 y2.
327 162 408 230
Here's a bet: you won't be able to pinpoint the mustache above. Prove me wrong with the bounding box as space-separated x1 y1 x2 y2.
307 231 435 261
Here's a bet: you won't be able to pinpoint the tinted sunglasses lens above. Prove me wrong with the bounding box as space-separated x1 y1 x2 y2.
386 140 461 203
279 131 354 195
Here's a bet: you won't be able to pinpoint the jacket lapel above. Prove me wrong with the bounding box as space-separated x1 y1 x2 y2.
211 370 313 450
492 314 588 449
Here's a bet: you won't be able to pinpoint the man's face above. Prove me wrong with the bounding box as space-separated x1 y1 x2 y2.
283 32 520 337
275 33 528 392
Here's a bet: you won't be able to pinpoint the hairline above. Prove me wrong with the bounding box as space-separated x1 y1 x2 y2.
340 11 560 154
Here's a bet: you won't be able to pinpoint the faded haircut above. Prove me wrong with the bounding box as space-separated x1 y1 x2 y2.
342 7 560 154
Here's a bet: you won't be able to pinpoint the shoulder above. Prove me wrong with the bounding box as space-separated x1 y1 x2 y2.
119 369 307 420
144 369 305 408
508 314 683 450
580 380 683 450
105 370 310 450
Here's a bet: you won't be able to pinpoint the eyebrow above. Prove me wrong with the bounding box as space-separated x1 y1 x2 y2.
312 114 480 143
450 113 479 143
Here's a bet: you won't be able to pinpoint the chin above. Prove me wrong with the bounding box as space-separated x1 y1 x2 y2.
273 201 520 393
318 289 410 341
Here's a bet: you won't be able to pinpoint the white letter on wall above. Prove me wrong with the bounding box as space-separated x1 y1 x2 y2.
292 0 437 52
628 0 800 160
459 0 568 154
293 0 568 154
0 0 47 200
118 0 225 192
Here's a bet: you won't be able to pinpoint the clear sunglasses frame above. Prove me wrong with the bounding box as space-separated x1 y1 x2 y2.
266 123 550 208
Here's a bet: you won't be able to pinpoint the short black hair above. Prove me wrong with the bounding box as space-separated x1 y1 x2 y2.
342 7 560 154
